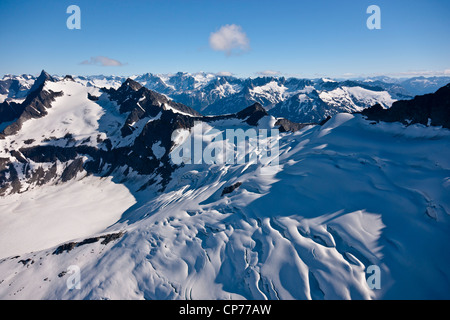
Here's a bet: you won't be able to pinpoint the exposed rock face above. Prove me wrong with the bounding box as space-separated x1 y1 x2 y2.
236 103 268 126
221 182 242 196
52 231 124 255
0 101 25 124
103 78 201 138
61 158 85 182
275 118 314 133
105 78 201 117
28 70 55 95
0 71 62 138
87 92 99 101
361 83 450 129
8 76 448 200
1 76 316 197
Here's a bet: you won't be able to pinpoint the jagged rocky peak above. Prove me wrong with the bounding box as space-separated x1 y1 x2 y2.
236 102 266 117
120 78 143 92
236 102 268 126
28 70 54 94
37 69 54 81
0 71 63 138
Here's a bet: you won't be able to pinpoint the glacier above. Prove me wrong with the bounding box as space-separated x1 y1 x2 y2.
0 76 449 300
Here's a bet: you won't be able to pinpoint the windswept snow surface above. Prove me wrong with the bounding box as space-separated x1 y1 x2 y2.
0 176 136 260
0 111 449 299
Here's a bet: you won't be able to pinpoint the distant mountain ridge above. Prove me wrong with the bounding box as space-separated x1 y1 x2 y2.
2 71 450 124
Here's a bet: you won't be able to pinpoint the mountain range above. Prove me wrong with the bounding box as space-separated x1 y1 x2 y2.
0 71 449 300
2 71 450 124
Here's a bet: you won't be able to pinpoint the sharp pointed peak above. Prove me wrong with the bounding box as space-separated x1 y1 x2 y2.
37 69 54 81
236 102 268 125
237 102 266 115
120 78 143 91
28 69 55 94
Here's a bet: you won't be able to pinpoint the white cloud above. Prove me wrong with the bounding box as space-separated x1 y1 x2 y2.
388 70 450 77
360 69 450 78
80 56 126 67
209 24 250 56
216 71 234 76
334 69 450 79
255 70 281 77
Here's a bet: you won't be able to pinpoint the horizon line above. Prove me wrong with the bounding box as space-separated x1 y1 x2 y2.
2 69 450 81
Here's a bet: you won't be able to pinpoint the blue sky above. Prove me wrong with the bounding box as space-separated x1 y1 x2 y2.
0 0 449 78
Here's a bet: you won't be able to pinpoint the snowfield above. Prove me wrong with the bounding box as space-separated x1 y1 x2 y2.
319 86 395 112
0 175 135 260
0 91 449 301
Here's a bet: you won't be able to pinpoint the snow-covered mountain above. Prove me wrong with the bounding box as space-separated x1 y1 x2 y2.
129 74 405 122
269 80 397 123
0 72 449 299
0 74 35 104
400 76 450 96
3 72 449 125
359 76 450 96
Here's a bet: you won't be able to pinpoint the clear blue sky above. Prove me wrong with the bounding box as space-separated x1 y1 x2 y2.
0 0 449 78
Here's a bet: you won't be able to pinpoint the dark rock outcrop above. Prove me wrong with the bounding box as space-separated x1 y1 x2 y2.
0 71 62 138
221 182 242 196
87 92 99 101
360 83 450 129
52 232 125 255
61 158 85 182
0 101 25 126
103 78 201 139
236 103 268 126
275 118 315 132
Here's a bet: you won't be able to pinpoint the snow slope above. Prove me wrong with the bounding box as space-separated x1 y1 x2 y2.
0 176 135 260
0 80 104 151
270 85 397 123
0 106 449 300
319 86 395 112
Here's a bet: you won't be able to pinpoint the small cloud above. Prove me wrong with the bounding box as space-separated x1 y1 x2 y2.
209 24 250 56
216 71 234 77
342 72 356 78
80 56 126 67
370 69 450 78
255 70 281 77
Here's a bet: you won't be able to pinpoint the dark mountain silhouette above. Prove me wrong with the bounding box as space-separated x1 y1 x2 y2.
361 83 450 129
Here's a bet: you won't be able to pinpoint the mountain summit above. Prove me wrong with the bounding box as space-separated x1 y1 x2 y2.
28 70 54 94
120 77 143 91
